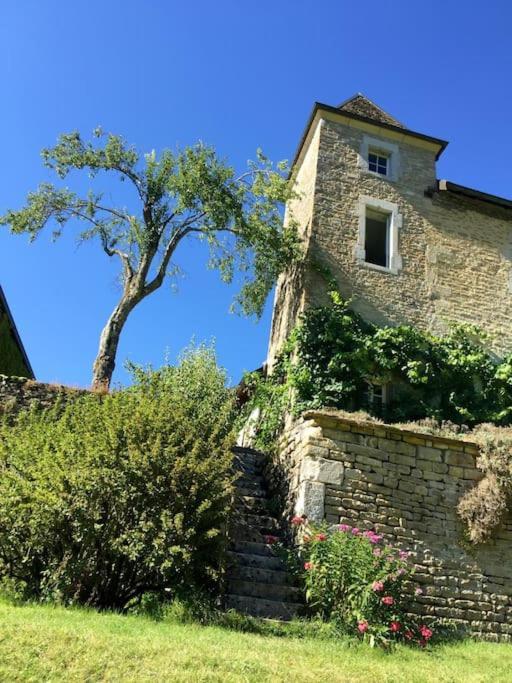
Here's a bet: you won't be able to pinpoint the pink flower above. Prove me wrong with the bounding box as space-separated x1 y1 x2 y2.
315 533 327 541
396 568 406 576
357 620 369 633
372 580 384 592
264 534 278 545
351 527 360 535
304 561 314 571
338 524 350 532
291 515 305 526
415 587 423 596
390 621 401 633
373 548 382 557
399 550 409 560
363 530 382 544
381 596 394 606
419 625 433 641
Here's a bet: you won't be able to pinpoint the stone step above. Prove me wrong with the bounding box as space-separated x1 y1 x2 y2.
235 496 269 513
230 525 279 544
232 446 266 460
229 564 294 585
228 579 301 602
234 474 265 488
235 486 267 499
237 513 279 532
230 540 277 556
227 550 283 571
225 595 302 620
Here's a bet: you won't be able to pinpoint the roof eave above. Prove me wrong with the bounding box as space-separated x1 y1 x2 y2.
437 180 512 212
290 102 448 174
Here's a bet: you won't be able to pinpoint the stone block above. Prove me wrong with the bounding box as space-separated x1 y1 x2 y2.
301 456 344 485
294 480 325 522
418 446 443 462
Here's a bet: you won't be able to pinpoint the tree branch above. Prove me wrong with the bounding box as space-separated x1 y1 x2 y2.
143 213 207 296
66 208 133 280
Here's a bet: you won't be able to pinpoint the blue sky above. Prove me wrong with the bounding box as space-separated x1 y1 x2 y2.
1 0 511 387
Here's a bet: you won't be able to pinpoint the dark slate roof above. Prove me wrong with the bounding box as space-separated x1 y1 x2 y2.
338 93 406 129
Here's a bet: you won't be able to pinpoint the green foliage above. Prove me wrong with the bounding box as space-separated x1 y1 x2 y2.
281 521 434 648
243 293 512 452
457 424 512 543
0 131 300 319
0 346 236 609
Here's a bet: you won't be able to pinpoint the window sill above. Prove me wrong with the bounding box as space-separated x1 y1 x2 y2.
363 169 396 182
357 259 399 275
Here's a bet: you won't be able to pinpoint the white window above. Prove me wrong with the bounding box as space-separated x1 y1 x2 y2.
355 196 403 274
363 381 388 415
359 135 400 181
368 151 389 176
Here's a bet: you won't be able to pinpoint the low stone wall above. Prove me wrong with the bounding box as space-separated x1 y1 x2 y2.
276 410 512 640
0 374 87 416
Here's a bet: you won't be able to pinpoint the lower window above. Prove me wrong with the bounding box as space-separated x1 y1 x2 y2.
364 208 389 268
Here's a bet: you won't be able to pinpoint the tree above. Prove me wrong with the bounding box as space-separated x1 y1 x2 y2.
1 130 299 388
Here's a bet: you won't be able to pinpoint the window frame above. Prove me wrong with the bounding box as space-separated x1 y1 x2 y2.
355 196 403 274
368 150 389 176
359 135 400 181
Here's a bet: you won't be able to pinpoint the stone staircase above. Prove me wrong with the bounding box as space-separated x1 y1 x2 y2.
224 446 303 620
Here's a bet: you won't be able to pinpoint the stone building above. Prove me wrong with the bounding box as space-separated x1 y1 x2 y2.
0 284 34 378
267 94 512 368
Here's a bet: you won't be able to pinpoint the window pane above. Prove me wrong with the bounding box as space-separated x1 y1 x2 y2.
365 212 389 267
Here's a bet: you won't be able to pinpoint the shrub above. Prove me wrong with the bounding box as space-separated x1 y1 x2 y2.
277 519 434 647
0 346 236 609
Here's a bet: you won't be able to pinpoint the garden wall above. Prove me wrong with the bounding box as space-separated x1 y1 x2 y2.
0 374 87 416
276 410 512 640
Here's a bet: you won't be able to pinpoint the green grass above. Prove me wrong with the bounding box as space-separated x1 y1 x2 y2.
0 600 510 682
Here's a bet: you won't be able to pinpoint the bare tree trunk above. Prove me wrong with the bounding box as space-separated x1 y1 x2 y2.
92 294 139 390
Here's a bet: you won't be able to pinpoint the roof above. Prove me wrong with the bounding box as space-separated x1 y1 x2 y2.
291 94 449 171
436 180 512 212
337 93 406 129
0 285 34 379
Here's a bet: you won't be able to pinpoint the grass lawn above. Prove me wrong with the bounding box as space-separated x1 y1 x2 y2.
0 600 510 682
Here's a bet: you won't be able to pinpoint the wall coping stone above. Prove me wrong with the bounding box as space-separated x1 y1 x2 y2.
302 409 480 455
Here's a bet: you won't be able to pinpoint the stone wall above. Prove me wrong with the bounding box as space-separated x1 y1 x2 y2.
276 410 512 640
0 374 87 416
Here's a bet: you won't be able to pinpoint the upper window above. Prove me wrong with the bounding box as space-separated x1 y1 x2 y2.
368 151 389 176
359 135 400 181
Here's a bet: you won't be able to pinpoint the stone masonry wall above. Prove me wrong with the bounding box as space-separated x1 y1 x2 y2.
0 374 87 417
276 410 512 640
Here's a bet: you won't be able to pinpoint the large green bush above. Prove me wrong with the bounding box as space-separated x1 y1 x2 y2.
0 347 236 609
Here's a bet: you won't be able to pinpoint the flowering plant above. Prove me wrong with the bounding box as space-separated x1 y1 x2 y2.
282 520 434 647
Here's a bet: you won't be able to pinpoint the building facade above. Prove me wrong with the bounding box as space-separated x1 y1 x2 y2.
267 94 512 367
0 285 34 378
